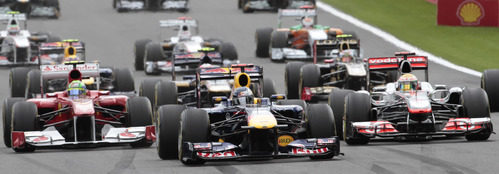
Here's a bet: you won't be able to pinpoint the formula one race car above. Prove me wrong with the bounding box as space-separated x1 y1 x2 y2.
328 53 492 143
155 67 340 164
255 7 345 61
113 0 188 12
238 0 315 13
481 69 499 112
3 62 155 151
134 17 238 75
0 12 60 66
139 64 276 112
0 0 60 18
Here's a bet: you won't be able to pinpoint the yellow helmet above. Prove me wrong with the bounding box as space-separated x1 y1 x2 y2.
398 73 418 92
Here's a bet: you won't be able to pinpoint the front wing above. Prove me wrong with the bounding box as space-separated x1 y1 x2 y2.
181 137 340 162
11 125 156 149
350 118 492 138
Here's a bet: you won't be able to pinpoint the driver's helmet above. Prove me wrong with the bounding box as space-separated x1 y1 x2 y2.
67 80 87 98
397 73 418 92
232 87 254 106
339 51 353 63
301 17 314 28
7 20 20 35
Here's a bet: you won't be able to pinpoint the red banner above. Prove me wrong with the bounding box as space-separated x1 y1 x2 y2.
437 0 499 27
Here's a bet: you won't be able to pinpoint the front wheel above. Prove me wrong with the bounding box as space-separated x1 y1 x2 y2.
308 104 336 159
178 109 210 165
157 105 186 159
12 102 37 152
127 97 154 147
344 93 371 145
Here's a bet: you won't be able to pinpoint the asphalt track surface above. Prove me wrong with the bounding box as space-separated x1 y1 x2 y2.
0 1 497 174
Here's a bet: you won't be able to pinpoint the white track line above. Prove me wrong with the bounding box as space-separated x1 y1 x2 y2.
317 1 482 77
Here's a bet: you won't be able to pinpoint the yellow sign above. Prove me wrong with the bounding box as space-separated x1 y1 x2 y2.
458 1 484 25
278 135 294 147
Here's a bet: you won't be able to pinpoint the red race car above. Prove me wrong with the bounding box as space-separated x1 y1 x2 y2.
3 61 155 152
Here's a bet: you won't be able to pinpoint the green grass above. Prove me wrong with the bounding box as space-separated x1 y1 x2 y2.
323 0 499 71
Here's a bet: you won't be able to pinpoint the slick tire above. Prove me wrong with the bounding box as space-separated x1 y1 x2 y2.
155 80 178 110
12 102 37 152
134 39 151 71
481 69 499 112
263 78 276 98
25 70 41 99
221 42 238 61
308 104 336 159
3 98 25 147
157 105 186 159
328 88 354 140
178 109 210 165
270 31 288 61
255 28 273 58
10 67 31 97
461 87 492 141
139 79 161 109
344 93 371 145
299 64 320 100
127 97 154 147
112 68 135 92
144 42 165 75
285 62 305 99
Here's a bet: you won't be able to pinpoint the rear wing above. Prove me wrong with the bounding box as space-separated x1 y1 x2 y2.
278 8 317 28
159 18 198 28
197 64 263 81
40 63 99 81
368 52 429 81
0 12 26 21
39 40 85 52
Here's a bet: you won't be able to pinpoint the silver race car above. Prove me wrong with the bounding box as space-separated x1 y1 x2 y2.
0 0 59 18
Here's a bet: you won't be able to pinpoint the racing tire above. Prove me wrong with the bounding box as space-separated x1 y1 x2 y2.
344 93 371 145
241 0 253 13
328 88 354 139
3 98 25 147
134 39 151 71
155 80 178 110
127 97 154 147
157 105 186 159
221 42 238 60
139 79 161 109
25 70 41 99
263 78 276 98
12 102 37 152
299 64 320 100
461 87 492 141
481 69 499 112
144 42 165 75
285 62 305 99
10 67 31 98
255 27 273 58
308 104 336 159
270 31 288 61
178 109 210 165
112 68 135 92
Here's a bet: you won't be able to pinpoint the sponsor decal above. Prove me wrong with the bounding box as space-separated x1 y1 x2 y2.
197 151 236 158
457 0 484 25
368 57 427 64
41 64 98 72
32 136 49 142
291 147 328 155
119 130 136 138
278 135 294 147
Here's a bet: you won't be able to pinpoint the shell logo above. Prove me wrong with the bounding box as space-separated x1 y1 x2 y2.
457 0 485 25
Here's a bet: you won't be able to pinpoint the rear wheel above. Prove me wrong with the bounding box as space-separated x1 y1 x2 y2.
308 104 336 159
155 80 178 110
344 93 371 145
461 87 492 141
157 105 186 159
25 69 41 99
112 68 135 92
285 62 305 99
144 42 165 75
12 102 37 152
481 69 499 112
328 88 354 139
221 42 238 61
178 109 210 165
134 39 151 71
255 28 273 58
263 78 276 98
299 64 320 100
3 98 25 147
127 97 154 147
10 67 31 97
139 79 161 109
